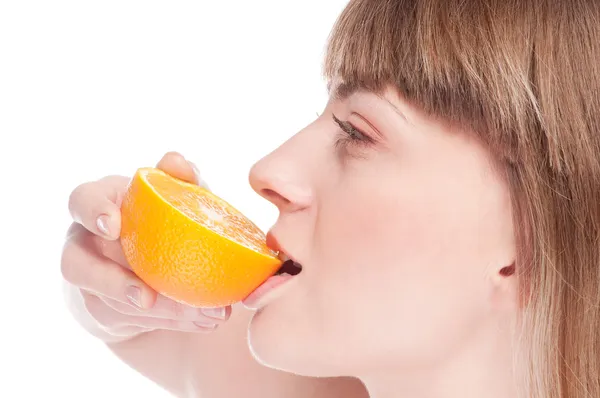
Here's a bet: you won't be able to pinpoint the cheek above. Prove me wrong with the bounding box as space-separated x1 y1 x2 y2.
315 181 483 287
309 173 505 363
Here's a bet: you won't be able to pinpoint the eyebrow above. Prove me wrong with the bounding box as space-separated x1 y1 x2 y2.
329 81 410 123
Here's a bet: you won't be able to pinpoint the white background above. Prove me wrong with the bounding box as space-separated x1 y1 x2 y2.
0 1 348 396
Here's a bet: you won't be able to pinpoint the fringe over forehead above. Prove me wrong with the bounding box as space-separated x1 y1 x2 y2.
323 0 600 172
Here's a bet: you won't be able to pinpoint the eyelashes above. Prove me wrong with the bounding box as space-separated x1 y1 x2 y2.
332 113 374 155
332 114 367 140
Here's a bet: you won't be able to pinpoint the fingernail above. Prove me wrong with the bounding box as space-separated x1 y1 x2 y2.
125 286 142 308
96 215 110 236
201 307 226 320
194 321 218 329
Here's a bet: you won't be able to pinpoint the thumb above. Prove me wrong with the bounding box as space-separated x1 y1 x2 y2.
156 151 210 190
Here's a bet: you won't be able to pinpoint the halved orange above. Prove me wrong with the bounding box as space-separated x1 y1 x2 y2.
120 167 282 308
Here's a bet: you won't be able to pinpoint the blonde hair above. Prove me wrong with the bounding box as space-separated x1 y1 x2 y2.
323 1 600 397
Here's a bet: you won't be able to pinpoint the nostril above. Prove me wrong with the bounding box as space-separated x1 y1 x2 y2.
262 188 291 207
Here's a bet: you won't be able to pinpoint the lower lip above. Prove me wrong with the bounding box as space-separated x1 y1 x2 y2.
242 273 296 309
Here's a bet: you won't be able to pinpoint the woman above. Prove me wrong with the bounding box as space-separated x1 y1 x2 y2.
60 0 600 397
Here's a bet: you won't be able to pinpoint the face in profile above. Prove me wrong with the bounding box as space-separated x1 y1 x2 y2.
246 84 517 378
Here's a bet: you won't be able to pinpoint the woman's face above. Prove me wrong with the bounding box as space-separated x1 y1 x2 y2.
246 84 517 378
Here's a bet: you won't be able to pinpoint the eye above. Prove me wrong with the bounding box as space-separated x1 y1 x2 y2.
332 114 372 143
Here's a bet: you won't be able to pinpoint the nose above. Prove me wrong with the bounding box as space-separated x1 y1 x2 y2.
249 142 313 213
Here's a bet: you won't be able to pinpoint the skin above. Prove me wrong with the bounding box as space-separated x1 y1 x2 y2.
62 85 520 398
62 153 368 398
247 85 520 397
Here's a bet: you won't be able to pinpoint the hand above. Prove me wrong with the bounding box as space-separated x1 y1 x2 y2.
61 152 231 342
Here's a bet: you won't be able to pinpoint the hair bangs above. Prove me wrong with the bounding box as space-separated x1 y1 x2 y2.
323 0 546 165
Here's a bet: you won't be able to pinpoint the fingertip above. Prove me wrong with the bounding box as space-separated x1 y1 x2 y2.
156 152 197 184
162 151 186 162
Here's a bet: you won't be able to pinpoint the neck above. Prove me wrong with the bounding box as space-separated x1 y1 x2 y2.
360 320 518 398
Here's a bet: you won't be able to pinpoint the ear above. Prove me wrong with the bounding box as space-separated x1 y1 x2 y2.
489 260 519 313
499 263 515 277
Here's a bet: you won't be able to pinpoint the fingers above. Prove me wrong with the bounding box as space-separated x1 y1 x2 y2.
83 293 221 333
62 227 229 338
156 151 199 184
68 175 129 240
100 295 231 323
157 151 210 190
65 222 130 269
88 227 130 267
68 152 208 242
62 227 230 322
64 150 218 338
61 230 158 309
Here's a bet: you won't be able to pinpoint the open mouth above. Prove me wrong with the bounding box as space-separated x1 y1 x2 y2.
242 252 302 309
274 256 303 276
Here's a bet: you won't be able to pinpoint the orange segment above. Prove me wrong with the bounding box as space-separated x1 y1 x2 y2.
120 167 282 308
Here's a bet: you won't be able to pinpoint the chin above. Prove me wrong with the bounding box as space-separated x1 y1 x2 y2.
246 299 342 378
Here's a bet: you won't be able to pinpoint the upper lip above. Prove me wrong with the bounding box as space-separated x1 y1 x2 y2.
266 231 297 264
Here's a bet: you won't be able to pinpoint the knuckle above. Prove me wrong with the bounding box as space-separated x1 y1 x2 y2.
68 182 93 213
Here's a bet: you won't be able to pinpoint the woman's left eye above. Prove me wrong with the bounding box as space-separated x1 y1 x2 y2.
332 114 372 144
